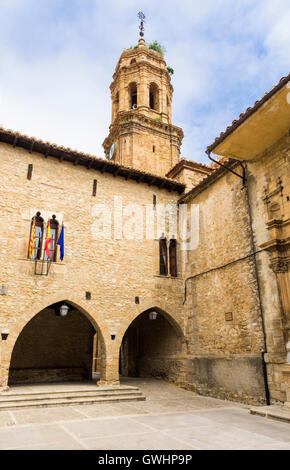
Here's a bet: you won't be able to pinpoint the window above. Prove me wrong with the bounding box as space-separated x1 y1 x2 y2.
129 83 137 108
159 237 168 276
113 92 119 120
44 215 59 262
92 179 97 197
149 83 159 111
28 212 43 260
27 164 33 180
169 238 177 277
149 92 154 110
153 195 157 210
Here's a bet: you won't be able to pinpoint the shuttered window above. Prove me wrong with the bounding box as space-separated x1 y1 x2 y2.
169 238 177 277
159 237 168 276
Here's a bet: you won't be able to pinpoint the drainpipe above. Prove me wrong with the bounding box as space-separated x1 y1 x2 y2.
244 165 270 406
206 149 247 186
206 150 270 405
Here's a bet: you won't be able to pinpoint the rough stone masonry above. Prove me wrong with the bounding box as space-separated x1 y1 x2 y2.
0 38 289 407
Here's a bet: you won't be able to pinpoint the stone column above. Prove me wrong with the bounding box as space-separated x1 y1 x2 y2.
0 364 9 392
270 258 290 361
97 354 120 387
0 333 10 391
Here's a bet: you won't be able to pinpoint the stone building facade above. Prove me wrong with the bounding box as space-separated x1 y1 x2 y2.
0 38 289 406
207 75 290 405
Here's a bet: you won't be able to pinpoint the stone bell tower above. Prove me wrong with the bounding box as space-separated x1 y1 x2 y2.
102 33 184 177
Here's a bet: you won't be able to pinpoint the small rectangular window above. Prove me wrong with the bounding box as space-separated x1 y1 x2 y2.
159 237 168 276
92 179 97 197
169 239 177 277
27 164 33 180
153 195 157 211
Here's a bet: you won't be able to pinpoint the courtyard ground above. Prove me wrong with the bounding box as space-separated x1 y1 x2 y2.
0 378 289 450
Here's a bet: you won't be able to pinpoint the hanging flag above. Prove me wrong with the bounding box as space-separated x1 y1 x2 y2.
44 220 52 259
57 224 65 261
29 217 36 258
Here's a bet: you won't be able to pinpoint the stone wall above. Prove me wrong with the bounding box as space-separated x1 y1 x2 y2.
183 166 267 404
9 308 95 384
247 134 290 403
120 311 185 384
0 141 187 387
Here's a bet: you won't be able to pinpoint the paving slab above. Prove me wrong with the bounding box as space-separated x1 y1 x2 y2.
131 411 215 431
163 421 290 450
0 423 76 450
64 416 150 440
0 378 289 450
12 406 84 425
0 412 16 428
71 403 148 418
84 431 198 450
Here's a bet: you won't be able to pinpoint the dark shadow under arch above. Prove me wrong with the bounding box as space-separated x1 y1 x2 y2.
8 301 105 385
120 307 185 381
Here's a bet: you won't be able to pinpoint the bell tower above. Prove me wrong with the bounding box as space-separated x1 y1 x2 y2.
103 17 184 177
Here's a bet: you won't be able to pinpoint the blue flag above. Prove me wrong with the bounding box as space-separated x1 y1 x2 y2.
57 225 64 261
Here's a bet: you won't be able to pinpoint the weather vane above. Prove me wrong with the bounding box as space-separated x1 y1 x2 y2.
138 11 145 37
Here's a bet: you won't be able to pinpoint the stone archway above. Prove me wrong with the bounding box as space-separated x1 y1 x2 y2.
119 307 187 385
7 300 106 386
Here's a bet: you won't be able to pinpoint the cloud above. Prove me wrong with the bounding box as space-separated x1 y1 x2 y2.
0 0 289 164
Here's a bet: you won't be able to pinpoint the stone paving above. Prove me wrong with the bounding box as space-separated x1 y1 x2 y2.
0 378 289 450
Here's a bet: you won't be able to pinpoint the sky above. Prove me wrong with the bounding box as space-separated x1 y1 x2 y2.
0 0 289 164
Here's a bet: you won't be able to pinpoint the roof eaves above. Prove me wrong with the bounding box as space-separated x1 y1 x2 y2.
178 159 238 203
0 127 185 194
207 73 290 154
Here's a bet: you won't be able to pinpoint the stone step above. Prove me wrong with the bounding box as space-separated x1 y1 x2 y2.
0 389 143 404
0 386 139 400
249 405 290 424
0 393 146 410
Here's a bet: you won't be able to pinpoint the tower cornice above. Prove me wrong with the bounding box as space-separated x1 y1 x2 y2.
103 111 184 156
111 61 173 95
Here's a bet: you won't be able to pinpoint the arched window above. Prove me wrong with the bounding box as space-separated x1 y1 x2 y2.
159 236 168 276
169 238 177 277
44 215 59 262
113 92 119 120
149 83 159 111
28 212 44 260
129 82 137 109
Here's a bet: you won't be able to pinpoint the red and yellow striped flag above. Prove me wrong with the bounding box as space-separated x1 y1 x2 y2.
29 217 36 258
45 220 52 258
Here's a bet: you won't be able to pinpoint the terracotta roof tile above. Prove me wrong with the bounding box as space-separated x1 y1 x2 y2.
0 126 185 194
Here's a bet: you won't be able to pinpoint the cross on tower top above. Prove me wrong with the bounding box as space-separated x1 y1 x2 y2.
138 11 145 37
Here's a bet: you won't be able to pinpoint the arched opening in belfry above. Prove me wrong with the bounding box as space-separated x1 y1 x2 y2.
149 83 159 111
8 302 105 385
129 82 138 109
119 308 185 383
113 92 119 120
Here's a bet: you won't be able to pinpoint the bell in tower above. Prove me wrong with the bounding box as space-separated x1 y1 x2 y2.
102 14 184 177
